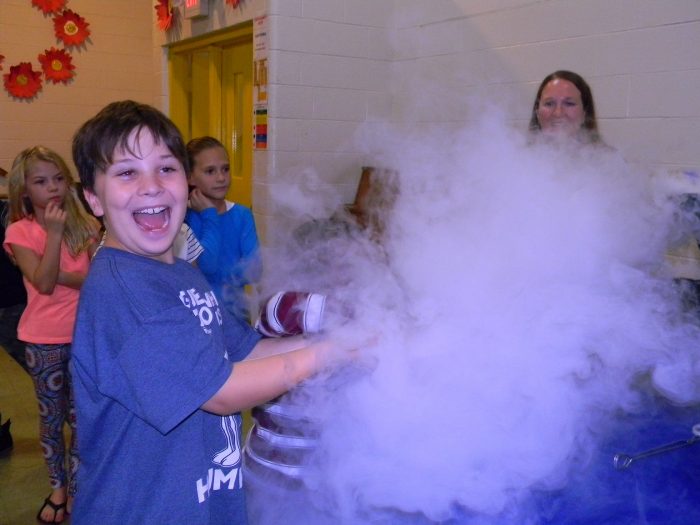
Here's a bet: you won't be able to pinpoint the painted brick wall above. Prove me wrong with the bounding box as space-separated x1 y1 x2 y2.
254 0 395 238
258 0 700 237
0 0 154 172
390 0 700 172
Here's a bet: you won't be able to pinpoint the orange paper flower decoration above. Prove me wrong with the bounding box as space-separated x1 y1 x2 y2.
32 0 67 15
53 9 90 46
3 62 43 99
38 48 75 84
155 0 174 31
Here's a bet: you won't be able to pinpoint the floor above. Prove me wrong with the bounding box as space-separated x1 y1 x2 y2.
0 346 69 525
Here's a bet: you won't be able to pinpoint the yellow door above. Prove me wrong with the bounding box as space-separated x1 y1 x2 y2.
168 24 253 207
222 41 253 207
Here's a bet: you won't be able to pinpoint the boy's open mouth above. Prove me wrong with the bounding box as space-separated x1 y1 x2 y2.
133 206 170 231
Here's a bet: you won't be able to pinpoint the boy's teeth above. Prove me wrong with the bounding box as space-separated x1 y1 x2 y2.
135 207 167 215
133 206 169 231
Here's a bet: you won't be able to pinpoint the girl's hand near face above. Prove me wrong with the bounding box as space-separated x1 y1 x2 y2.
44 201 67 238
189 188 216 212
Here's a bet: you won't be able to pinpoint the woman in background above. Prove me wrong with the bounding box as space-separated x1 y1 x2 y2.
527 71 700 524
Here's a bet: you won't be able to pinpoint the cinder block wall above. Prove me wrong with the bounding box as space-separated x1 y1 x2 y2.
0 0 154 172
254 0 395 237
259 0 700 237
389 0 700 172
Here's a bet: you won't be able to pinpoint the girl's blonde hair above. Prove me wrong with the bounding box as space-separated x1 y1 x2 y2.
7 146 99 256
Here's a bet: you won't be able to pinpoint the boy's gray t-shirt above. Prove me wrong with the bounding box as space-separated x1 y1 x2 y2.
71 247 261 524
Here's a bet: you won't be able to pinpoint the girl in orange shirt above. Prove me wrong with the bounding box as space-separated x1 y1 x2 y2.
3 146 99 524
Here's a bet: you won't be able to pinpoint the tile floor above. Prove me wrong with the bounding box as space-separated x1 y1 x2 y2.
0 346 70 525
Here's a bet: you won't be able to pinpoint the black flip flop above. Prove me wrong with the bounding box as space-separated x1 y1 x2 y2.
36 496 67 524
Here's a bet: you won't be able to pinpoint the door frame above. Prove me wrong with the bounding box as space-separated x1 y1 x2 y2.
167 23 254 206
167 23 253 138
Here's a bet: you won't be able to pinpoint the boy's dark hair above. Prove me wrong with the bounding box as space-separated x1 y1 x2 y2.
72 100 189 191
186 136 227 173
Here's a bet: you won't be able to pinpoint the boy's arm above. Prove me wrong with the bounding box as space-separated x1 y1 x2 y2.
201 337 332 415
246 334 309 358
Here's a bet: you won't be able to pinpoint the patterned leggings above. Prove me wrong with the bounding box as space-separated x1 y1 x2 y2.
25 343 78 496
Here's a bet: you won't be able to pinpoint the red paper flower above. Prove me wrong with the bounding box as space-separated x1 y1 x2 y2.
155 0 174 31
3 62 43 99
53 9 90 46
32 0 67 14
38 48 75 84
226 0 242 7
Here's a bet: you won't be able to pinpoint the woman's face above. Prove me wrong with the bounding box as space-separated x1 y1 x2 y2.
536 78 585 138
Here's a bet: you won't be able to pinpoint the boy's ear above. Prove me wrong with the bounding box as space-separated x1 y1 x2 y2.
82 188 105 217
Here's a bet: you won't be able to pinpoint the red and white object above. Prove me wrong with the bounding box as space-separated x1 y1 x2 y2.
255 291 326 337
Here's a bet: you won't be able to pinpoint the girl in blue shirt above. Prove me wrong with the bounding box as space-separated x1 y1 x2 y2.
185 137 261 320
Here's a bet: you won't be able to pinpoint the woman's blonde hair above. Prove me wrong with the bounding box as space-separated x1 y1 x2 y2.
7 146 99 255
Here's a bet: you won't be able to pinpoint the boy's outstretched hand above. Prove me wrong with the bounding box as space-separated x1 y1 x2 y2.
203 334 366 416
